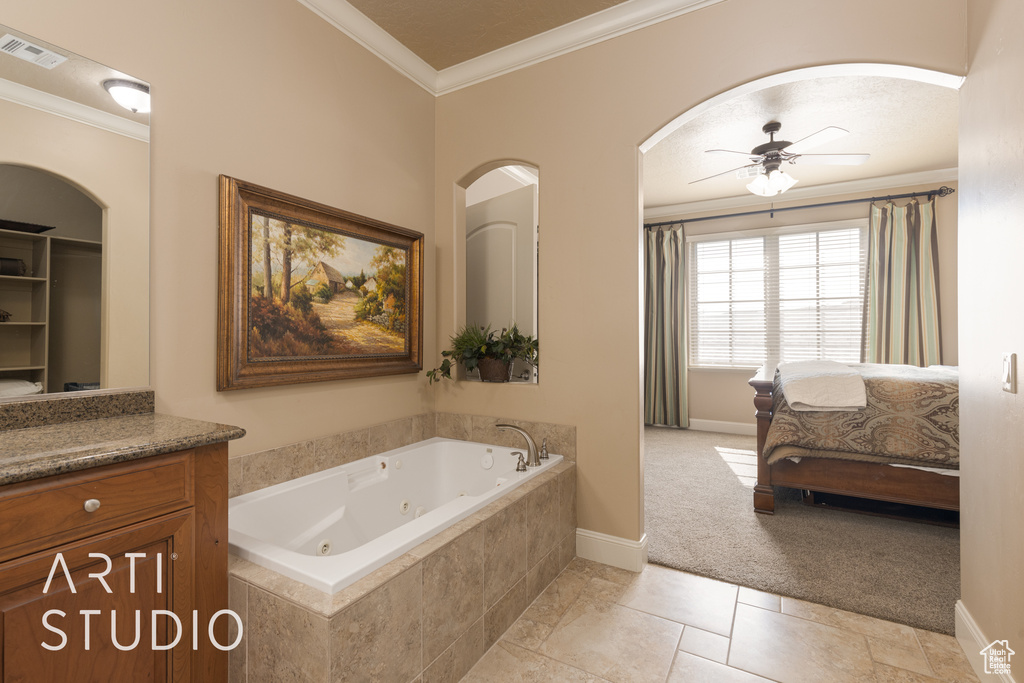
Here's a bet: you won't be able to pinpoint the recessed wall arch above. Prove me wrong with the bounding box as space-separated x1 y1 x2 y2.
451 159 540 382
0 161 110 212
457 158 539 189
0 162 104 244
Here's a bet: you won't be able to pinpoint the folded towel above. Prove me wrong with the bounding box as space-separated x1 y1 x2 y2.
777 360 867 411
0 379 44 398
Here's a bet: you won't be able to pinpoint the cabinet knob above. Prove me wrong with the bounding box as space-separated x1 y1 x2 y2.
83 498 101 513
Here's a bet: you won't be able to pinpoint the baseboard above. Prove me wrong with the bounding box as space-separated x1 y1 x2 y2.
686 419 757 436
575 529 648 572
956 600 1018 682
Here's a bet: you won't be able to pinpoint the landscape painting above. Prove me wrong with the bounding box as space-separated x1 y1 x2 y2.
248 213 408 359
218 176 422 390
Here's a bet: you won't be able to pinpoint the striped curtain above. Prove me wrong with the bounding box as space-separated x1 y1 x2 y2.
644 225 688 427
864 199 942 366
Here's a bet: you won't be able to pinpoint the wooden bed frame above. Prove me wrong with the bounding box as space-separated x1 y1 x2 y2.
749 368 960 515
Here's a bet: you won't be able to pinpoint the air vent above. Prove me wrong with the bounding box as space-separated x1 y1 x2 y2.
0 34 67 69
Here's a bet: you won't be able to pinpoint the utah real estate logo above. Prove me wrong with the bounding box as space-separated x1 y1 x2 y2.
980 639 1014 676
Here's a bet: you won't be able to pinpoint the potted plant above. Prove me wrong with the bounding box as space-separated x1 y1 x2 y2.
426 324 538 384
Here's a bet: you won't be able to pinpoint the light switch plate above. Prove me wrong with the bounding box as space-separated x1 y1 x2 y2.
1002 352 1017 393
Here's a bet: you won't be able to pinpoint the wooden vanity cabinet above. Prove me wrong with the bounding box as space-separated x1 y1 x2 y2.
0 442 229 682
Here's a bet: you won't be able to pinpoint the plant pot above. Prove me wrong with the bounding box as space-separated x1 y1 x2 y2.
477 358 511 382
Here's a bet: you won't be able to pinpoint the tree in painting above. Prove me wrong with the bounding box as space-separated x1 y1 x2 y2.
355 246 407 333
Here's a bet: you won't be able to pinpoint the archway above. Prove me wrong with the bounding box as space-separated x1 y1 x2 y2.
636 64 962 614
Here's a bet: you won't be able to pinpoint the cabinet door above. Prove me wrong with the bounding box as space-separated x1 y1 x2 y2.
0 511 193 683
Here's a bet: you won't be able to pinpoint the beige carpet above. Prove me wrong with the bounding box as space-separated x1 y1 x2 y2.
644 426 959 634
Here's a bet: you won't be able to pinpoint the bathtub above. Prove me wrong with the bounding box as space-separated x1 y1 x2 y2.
229 436 563 593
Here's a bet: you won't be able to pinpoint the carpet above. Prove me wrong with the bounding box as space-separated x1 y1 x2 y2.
644 426 960 634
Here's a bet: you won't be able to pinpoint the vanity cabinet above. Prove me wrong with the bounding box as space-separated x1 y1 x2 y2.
0 443 229 682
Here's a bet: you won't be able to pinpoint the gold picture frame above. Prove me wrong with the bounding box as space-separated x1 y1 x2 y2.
217 175 423 390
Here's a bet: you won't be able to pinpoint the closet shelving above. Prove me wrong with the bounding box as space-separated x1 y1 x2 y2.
0 226 101 390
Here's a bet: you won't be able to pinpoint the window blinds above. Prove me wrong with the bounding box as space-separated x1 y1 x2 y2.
688 221 867 368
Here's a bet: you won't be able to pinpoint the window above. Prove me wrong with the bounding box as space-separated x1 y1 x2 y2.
688 220 868 368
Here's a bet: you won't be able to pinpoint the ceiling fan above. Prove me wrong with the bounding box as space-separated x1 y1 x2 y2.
692 121 870 196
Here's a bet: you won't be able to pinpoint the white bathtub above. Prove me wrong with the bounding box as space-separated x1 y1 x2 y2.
229 437 563 594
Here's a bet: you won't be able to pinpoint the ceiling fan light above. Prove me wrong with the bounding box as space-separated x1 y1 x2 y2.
769 169 798 193
745 172 774 197
746 169 797 197
103 79 150 113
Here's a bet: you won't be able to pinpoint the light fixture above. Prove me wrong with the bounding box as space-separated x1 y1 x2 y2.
746 167 798 197
102 79 150 114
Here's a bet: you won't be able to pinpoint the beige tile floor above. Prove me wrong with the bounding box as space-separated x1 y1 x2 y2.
461 558 982 683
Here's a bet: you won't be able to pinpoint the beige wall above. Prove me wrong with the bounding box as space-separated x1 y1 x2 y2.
664 180 960 427
434 0 968 542
0 98 149 388
3 0 436 453
960 0 1024 650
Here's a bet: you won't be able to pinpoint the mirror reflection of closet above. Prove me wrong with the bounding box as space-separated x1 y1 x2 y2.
0 165 102 393
464 164 539 383
0 24 150 400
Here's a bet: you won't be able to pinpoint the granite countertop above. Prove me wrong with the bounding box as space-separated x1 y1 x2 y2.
0 413 246 486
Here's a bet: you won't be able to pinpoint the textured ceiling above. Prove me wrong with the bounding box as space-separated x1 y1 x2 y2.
346 0 630 70
643 76 959 209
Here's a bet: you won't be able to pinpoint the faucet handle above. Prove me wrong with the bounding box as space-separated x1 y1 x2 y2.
540 438 549 459
513 452 527 472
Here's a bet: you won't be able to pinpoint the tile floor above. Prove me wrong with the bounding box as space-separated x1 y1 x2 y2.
460 558 982 683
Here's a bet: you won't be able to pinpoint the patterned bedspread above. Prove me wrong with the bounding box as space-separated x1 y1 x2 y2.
763 363 959 468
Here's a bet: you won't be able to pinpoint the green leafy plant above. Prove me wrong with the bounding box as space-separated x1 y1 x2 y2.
426 324 538 384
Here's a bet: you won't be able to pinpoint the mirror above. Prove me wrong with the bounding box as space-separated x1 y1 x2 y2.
464 164 539 382
0 24 149 400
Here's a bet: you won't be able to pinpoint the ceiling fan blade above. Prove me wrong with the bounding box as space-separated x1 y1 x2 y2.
690 163 760 184
706 149 763 160
792 153 870 166
784 126 849 155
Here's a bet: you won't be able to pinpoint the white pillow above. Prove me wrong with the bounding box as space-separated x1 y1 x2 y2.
0 379 44 397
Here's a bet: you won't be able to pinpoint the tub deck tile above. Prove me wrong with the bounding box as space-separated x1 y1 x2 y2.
422 616 484 683
422 524 485 663
527 477 561 566
483 496 529 608
248 585 330 682
330 563 423 682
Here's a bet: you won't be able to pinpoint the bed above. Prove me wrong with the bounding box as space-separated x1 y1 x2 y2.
749 362 960 515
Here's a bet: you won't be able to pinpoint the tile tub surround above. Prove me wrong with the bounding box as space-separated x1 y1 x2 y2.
0 388 154 431
228 460 577 683
228 412 576 498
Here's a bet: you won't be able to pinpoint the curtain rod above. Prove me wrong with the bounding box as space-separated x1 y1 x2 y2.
643 185 955 229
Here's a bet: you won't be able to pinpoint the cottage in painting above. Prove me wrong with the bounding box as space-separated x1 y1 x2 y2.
309 261 346 295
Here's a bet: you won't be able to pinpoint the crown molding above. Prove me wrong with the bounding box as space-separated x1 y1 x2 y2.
296 0 438 93
643 167 959 219
297 0 726 96
434 0 724 95
0 78 149 142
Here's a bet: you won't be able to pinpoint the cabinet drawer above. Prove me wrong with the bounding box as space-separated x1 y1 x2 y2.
0 451 193 561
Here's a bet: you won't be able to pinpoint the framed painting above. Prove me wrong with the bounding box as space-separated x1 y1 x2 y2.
218 175 423 390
